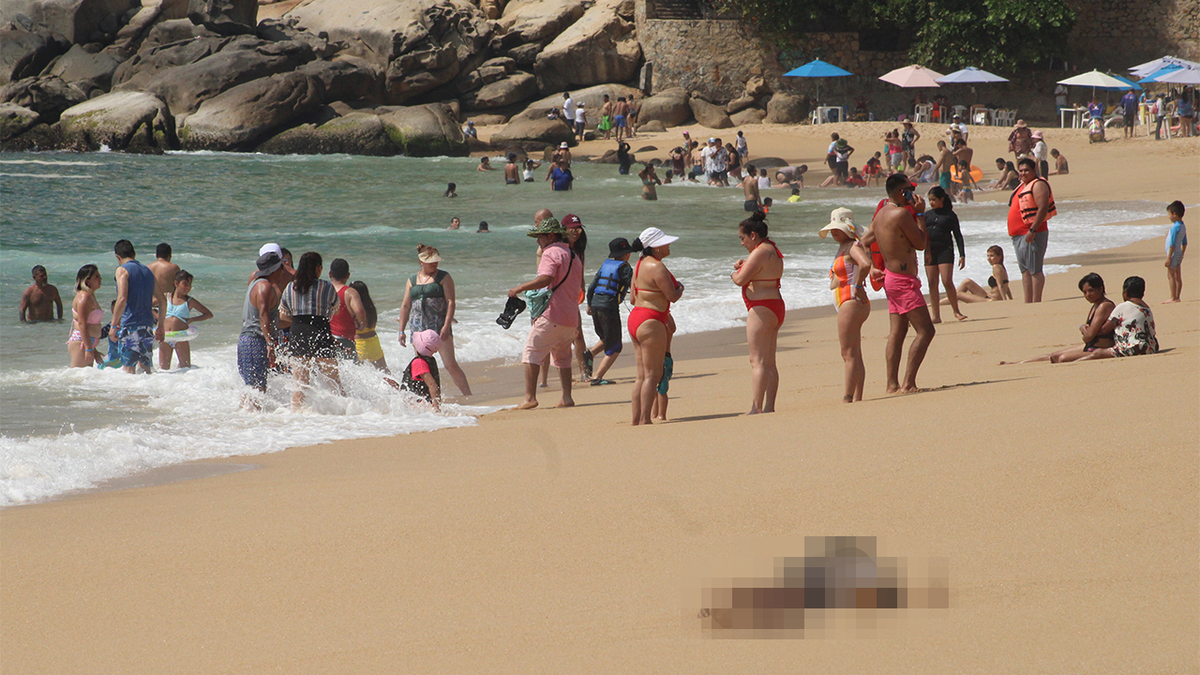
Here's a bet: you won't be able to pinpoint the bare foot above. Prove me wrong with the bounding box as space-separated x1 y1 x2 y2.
555 399 575 408
955 312 968 321
516 400 539 410
930 317 942 324
843 396 854 403
885 385 900 394
1162 299 1181 304
538 382 548 388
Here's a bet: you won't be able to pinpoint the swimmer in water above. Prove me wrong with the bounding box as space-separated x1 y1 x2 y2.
638 163 661 200
444 183 457 198
158 269 213 370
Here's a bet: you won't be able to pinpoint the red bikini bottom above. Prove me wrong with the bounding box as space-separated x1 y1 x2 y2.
628 306 670 341
744 297 786 325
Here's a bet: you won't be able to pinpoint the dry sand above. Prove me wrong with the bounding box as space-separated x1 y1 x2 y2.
2 121 1196 673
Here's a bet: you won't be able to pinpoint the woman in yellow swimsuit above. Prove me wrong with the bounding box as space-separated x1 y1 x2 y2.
820 208 872 402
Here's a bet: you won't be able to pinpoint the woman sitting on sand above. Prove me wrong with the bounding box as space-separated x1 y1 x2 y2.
629 227 683 426
398 245 472 396
1077 276 1158 361
67 264 103 368
950 245 1013 303
280 252 343 410
731 210 784 414
819 208 872 402
1001 272 1115 364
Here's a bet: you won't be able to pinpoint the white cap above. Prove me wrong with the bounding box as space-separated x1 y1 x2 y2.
637 226 679 249
259 243 282 257
560 142 569 148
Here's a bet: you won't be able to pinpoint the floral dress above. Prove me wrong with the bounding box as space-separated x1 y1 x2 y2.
1108 301 1158 357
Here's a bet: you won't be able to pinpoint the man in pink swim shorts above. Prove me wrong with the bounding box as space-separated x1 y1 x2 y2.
861 173 937 393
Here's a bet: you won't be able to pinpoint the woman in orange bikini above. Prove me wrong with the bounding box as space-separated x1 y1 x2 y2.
730 211 784 414
820 208 872 402
629 227 683 426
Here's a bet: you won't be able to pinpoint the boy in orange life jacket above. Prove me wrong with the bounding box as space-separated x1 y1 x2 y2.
1007 157 1056 303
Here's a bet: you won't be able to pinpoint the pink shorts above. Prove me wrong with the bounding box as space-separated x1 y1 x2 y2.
522 316 577 368
884 269 926 315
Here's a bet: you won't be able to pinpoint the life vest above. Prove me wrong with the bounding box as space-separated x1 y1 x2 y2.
1008 177 1056 235
402 355 440 401
593 258 626 298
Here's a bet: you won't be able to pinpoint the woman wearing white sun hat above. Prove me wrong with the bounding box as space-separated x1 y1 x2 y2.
628 227 682 425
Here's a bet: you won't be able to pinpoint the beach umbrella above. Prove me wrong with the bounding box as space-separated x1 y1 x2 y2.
1140 65 1200 85
1108 74 1142 91
1057 70 1131 99
936 67 1009 84
783 59 853 105
1130 56 1200 78
1138 64 1183 83
879 64 945 88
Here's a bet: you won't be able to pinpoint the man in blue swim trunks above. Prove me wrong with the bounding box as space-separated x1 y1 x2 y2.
613 96 629 141
109 239 166 373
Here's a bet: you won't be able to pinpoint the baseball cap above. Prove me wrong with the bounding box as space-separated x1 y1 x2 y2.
259 243 282 258
561 214 582 228
636 226 679 249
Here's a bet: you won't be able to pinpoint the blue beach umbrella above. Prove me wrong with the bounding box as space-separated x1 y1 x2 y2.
936 67 1009 84
1138 64 1184 84
783 59 854 106
1107 74 1142 91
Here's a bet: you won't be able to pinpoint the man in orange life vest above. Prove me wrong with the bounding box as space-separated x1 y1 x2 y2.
1008 157 1056 303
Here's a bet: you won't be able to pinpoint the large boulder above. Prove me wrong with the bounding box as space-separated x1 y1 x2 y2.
111 35 231 90
296 56 383 104
729 108 765 126
133 37 317 114
724 95 756 115
636 119 665 133
688 95 731 129
0 29 70 86
533 0 640 93
497 0 583 46
1 0 148 44
58 90 175 151
637 86 689 127
0 76 88 123
179 71 323 150
139 17 221 48
285 0 493 105
0 103 40 141
257 111 397 155
461 71 537 110
376 102 468 156
187 0 257 30
765 93 806 124
515 82 640 124
48 44 122 93
490 114 572 146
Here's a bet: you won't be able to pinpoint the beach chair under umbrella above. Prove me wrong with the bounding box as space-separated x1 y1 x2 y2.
1057 70 1132 99
879 65 945 88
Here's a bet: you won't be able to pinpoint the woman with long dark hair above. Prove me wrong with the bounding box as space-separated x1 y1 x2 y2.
67 264 103 367
279 251 342 409
730 210 784 413
924 186 967 322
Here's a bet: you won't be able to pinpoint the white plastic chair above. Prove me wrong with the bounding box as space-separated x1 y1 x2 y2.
913 104 932 123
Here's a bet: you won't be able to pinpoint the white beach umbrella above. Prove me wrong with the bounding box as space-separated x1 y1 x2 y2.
1150 67 1200 85
1130 56 1200 78
879 65 945 88
1057 70 1133 90
936 67 1009 84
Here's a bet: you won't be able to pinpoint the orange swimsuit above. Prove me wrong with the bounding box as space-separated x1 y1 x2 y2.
742 240 785 325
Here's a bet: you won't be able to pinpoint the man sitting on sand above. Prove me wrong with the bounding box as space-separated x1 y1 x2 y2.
19 265 62 322
861 174 936 393
508 217 583 410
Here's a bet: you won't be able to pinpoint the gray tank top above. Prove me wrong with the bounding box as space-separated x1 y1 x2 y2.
241 279 278 338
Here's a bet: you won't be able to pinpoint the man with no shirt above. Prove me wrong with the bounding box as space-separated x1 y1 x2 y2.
19 265 62 322
861 174 936 393
147 243 180 306
741 165 761 212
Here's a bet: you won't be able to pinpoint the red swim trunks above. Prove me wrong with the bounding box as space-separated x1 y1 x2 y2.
883 269 926 315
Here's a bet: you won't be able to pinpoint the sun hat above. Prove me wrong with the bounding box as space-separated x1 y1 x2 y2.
560 142 569 148
417 245 441 264
818 207 859 239
636 226 679 249
527 216 566 237
836 138 849 148
561 213 583 229
902 119 913 125
1015 119 1027 128
259 243 282 258
412 329 442 357
607 237 638 258
1031 130 1043 139
254 251 283 278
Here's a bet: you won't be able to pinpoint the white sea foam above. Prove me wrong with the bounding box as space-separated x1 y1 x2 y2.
0 173 94 179
0 160 102 166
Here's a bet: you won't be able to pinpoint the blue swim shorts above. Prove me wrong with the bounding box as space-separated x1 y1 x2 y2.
117 325 155 370
238 333 269 390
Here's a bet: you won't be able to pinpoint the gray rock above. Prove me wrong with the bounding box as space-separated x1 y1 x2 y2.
0 102 39 140
111 36 231 90
188 0 258 29
375 102 468 156
634 145 656 152
729 108 765 126
455 64 510 94
747 156 787 169
180 71 323 150
498 0 583 45
688 96 731 129
724 95 756 115
48 44 121 91
257 111 397 155
0 0 164 44
297 56 383 104
255 19 339 59
636 87 689 127
743 75 770 98
464 112 508 126
534 0 640 93
490 114 573 146
0 76 88 123
140 18 221 49
515 83 641 123
58 90 175 151
0 121 70 151
0 29 68 86
461 71 537 110
765 93 806 124
136 37 317 114
505 42 541 66
636 119 665 133
480 57 516 73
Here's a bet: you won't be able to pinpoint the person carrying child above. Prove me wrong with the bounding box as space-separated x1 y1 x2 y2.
1164 200 1187 304
586 238 637 385
402 329 443 410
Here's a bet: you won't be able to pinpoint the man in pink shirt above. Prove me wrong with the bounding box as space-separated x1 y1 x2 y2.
508 216 584 409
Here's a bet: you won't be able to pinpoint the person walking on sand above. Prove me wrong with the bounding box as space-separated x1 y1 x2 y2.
629 227 683 425
599 94 614 140
586 237 636 385
741 165 761 212
508 217 583 410
19 264 62 322
820 208 872 402
398 245 472 396
731 211 784 414
923 186 967 323
1008 157 1056 303
109 239 166 374
860 174 935 394
1008 120 1033 160
67 264 103 367
934 140 955 191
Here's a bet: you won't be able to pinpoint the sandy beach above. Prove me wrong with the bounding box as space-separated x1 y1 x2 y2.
2 121 1196 673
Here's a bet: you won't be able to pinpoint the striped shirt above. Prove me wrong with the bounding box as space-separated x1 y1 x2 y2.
281 279 338 318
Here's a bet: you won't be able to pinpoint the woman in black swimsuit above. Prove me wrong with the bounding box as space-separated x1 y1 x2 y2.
1001 273 1116 364
923 186 967 323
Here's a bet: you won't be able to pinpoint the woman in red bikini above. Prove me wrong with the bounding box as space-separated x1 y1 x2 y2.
730 211 784 414
629 227 683 426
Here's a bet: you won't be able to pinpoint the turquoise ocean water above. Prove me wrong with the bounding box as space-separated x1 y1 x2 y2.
0 150 1168 504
